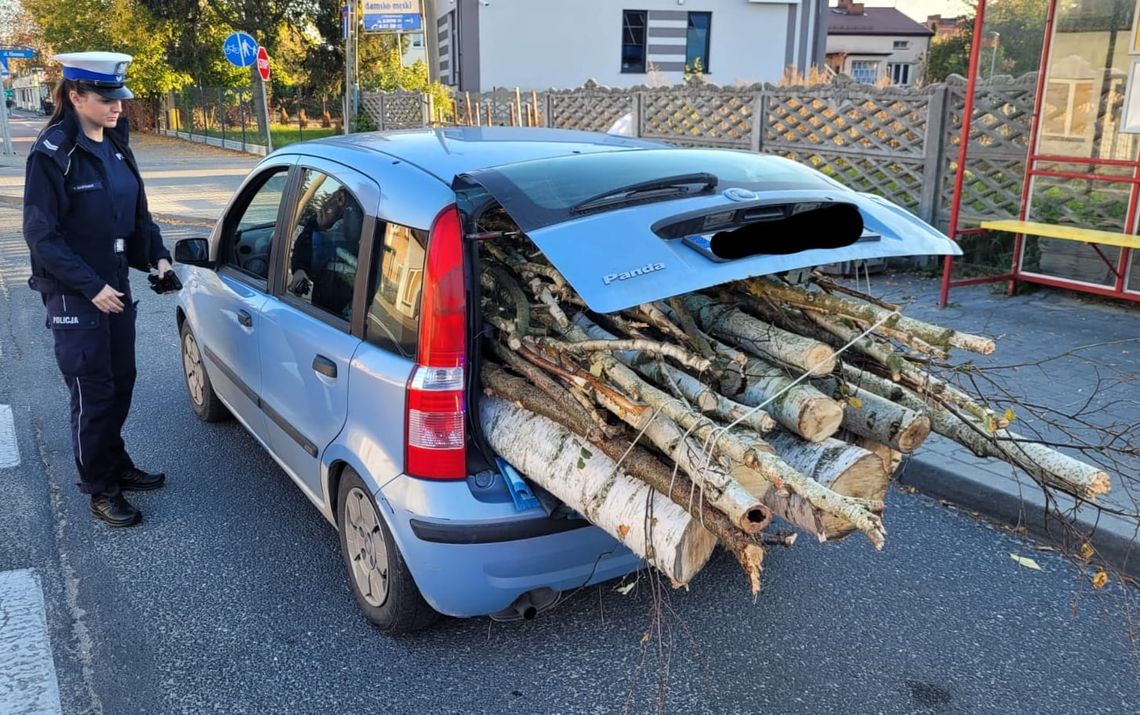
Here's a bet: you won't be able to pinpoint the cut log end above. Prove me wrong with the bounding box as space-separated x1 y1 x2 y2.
896 414 933 454
805 345 838 376
798 396 845 443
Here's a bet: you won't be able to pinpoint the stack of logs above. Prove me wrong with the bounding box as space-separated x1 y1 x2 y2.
477 242 1113 594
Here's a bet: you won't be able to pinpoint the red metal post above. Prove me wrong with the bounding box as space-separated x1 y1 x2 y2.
939 0 990 307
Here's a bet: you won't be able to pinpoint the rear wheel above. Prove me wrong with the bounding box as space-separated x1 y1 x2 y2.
337 467 438 634
180 321 229 422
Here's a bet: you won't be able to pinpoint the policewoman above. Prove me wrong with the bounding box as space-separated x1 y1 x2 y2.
24 52 175 527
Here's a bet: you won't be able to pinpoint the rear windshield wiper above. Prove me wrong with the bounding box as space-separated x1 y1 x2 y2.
570 172 719 215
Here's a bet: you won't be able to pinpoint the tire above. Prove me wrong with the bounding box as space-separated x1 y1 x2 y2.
179 321 230 422
337 467 438 634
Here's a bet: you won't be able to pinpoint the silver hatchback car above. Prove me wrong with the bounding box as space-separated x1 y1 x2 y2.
173 128 958 633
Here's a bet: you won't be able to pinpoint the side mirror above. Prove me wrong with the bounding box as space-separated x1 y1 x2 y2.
174 238 213 268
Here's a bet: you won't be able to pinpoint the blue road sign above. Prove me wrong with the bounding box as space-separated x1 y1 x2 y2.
362 0 422 33
223 32 259 67
0 58 8 78
0 48 36 59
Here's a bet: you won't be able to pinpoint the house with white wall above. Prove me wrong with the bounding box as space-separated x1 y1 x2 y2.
426 0 829 91
825 0 933 86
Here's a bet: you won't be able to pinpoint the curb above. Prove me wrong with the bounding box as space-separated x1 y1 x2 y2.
898 452 1139 581
0 194 216 228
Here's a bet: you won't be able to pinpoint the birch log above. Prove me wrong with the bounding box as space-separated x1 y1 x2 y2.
679 294 838 375
814 376 932 453
842 364 1111 500
709 336 844 442
480 397 717 583
744 277 997 355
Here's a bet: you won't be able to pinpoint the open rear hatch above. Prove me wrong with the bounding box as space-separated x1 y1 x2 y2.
456 148 960 314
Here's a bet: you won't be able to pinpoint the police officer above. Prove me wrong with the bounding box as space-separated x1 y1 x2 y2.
23 52 173 527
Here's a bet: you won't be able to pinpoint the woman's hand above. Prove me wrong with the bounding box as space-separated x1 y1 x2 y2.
157 258 173 278
92 285 126 314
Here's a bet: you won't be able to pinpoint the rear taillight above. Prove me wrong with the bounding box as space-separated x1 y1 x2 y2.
405 206 467 479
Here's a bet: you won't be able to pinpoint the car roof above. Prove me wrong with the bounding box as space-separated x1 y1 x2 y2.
285 127 664 184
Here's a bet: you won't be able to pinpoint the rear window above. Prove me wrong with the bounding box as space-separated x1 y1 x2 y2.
458 149 848 231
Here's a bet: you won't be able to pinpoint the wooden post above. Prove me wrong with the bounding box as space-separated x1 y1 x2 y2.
631 92 642 138
451 99 459 125
486 103 492 126
544 92 553 127
464 92 473 125
509 103 516 126
532 90 541 125
515 88 523 128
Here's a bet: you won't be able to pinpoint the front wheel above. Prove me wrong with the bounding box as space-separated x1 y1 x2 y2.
180 321 230 422
337 467 438 634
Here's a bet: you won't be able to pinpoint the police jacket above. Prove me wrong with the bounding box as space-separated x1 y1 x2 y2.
23 111 171 299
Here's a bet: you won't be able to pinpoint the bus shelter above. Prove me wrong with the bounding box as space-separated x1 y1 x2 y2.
941 0 1140 304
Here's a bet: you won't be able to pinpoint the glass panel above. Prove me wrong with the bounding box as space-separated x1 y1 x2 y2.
1128 249 1140 291
366 223 427 358
1024 174 1125 286
686 12 711 73
1035 0 1137 161
851 61 878 84
285 170 365 321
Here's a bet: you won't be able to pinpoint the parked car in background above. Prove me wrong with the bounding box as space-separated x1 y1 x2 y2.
173 127 959 633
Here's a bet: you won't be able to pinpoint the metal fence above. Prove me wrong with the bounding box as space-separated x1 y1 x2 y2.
159 87 344 153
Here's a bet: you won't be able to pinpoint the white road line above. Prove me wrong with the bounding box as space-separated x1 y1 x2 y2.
0 405 18 468
0 569 63 715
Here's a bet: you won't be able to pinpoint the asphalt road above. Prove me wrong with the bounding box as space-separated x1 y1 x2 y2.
0 215 1137 712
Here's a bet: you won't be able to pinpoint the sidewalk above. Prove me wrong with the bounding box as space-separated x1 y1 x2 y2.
873 272 1140 578
0 117 257 225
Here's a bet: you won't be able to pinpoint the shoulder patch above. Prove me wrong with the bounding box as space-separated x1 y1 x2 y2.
33 126 68 156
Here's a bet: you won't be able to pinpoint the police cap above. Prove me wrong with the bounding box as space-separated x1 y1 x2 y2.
52 51 134 100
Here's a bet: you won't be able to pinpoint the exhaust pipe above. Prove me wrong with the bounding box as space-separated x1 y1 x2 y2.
489 587 561 623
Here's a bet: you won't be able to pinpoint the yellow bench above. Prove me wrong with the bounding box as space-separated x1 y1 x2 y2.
940 219 1140 304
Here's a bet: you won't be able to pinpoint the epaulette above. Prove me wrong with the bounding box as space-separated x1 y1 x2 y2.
30 125 74 171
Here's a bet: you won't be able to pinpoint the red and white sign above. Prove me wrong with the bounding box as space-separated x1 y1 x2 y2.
256 46 270 82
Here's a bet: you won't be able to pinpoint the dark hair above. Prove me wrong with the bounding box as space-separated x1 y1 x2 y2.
47 78 93 127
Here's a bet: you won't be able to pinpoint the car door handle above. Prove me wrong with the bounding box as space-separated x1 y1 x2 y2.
312 355 337 379
237 310 252 327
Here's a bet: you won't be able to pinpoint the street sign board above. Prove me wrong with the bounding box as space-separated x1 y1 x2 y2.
0 58 8 78
0 48 36 59
362 0 423 33
256 46 271 82
223 32 258 67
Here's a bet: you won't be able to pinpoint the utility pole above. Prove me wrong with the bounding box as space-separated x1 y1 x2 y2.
423 0 439 84
343 2 355 133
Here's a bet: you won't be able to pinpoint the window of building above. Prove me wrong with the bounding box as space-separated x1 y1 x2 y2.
850 60 879 84
622 10 648 73
366 222 428 358
893 40 910 50
686 12 712 73
284 170 365 323
889 63 912 86
1041 79 1095 140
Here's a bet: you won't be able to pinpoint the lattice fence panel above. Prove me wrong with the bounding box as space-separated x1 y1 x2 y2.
939 75 1036 227
775 150 926 213
639 86 755 148
547 83 634 133
765 82 931 157
360 93 384 129
382 91 426 129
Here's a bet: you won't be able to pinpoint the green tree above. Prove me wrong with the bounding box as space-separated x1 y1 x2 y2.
925 0 1049 82
23 0 191 95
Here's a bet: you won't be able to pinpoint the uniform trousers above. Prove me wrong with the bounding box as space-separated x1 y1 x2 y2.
45 255 137 495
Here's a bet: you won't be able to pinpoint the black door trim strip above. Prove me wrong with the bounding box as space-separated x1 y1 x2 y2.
201 344 319 458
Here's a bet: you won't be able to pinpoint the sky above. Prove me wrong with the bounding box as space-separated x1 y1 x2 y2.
857 1 975 24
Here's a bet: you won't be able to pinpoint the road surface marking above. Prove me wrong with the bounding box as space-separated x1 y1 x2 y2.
0 404 18 468
0 569 63 715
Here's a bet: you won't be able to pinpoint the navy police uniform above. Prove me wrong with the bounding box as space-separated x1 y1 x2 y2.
23 53 171 500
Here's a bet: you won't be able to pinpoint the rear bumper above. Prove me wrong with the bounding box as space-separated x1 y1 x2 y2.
377 476 642 618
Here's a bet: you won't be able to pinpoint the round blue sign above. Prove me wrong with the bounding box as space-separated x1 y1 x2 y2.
223 32 259 68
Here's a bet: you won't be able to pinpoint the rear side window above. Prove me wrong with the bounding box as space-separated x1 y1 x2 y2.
365 222 428 358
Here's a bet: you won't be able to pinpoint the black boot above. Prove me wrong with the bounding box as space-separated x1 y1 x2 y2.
90 485 142 527
118 466 166 492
